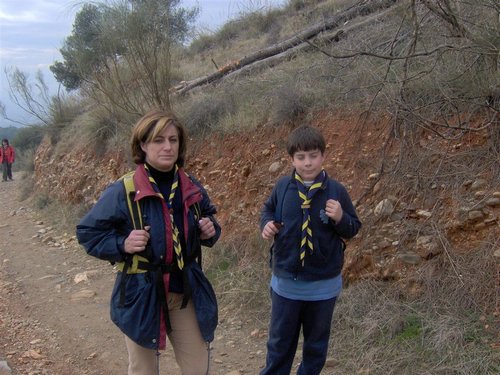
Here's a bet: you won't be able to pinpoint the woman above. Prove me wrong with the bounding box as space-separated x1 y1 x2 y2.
76 109 221 374
0 138 15 181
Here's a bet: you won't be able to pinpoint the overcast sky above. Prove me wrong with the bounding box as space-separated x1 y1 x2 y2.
0 0 287 127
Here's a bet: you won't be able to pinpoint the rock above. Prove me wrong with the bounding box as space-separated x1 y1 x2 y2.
250 329 260 337
470 179 487 191
70 289 96 301
224 371 242 375
41 236 53 243
485 197 500 207
415 235 441 259
398 252 421 265
494 249 500 258
324 357 339 367
379 239 391 249
416 209 432 219
374 199 394 218
468 210 484 222
74 272 89 284
22 349 44 359
268 161 281 173
474 190 486 199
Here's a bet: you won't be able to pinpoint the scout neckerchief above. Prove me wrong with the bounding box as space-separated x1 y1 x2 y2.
295 169 327 266
144 164 184 270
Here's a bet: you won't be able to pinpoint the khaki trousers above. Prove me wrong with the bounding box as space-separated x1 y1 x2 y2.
125 293 211 375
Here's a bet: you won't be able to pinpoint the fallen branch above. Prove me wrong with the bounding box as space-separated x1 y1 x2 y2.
175 0 401 95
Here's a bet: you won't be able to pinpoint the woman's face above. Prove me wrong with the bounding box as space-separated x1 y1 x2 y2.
141 124 179 172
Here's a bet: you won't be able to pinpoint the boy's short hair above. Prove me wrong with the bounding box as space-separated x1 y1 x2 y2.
286 125 326 156
130 109 187 166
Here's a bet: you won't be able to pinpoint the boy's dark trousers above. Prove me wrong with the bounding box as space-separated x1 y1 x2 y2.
260 290 337 375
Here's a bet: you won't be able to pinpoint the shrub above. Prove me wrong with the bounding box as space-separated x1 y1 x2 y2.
268 80 312 126
181 91 237 136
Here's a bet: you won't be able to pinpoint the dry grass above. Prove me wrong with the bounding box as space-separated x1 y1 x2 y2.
202 233 272 324
205 229 498 374
329 240 498 374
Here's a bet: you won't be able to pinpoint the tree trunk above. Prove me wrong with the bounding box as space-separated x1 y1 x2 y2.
175 0 400 95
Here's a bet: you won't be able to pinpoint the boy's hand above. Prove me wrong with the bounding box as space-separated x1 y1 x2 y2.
262 221 281 240
325 199 343 224
124 226 151 254
199 217 216 240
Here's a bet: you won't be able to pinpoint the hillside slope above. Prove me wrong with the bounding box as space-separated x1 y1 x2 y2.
10 0 499 372
32 110 499 286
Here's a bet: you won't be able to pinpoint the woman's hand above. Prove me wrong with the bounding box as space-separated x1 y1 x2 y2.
199 217 216 240
124 226 151 254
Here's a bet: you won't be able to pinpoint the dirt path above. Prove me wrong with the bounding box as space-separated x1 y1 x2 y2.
0 173 268 375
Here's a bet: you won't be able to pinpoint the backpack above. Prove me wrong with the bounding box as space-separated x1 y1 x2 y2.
117 171 203 331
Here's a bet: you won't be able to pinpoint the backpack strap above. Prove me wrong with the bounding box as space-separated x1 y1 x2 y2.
116 171 178 334
274 177 291 224
122 172 143 230
117 172 148 309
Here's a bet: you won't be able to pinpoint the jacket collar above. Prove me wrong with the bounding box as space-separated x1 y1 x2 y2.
132 164 202 204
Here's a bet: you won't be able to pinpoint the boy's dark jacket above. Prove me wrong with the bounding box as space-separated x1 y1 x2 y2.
261 172 361 280
76 164 221 350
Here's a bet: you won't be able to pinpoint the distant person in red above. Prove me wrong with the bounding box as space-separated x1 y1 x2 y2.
0 138 15 181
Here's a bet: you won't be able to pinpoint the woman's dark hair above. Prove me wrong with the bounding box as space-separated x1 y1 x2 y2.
130 109 188 166
2 139 9 145
286 125 325 156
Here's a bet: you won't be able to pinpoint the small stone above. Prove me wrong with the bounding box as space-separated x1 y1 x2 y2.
398 253 421 265
468 210 484 222
70 289 96 301
268 162 281 173
374 199 393 218
470 179 488 191
416 210 432 219
485 197 500 207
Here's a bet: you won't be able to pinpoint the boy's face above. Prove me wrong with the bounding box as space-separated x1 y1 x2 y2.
291 149 325 181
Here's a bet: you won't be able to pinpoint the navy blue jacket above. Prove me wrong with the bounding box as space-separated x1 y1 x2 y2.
260 173 361 280
76 164 221 350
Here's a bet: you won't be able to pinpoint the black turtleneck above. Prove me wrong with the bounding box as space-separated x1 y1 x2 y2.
146 163 185 293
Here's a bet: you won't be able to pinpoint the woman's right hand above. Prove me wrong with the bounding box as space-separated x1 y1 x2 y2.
261 221 281 240
124 226 151 254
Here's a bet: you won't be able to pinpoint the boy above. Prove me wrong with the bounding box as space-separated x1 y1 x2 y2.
260 125 361 375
